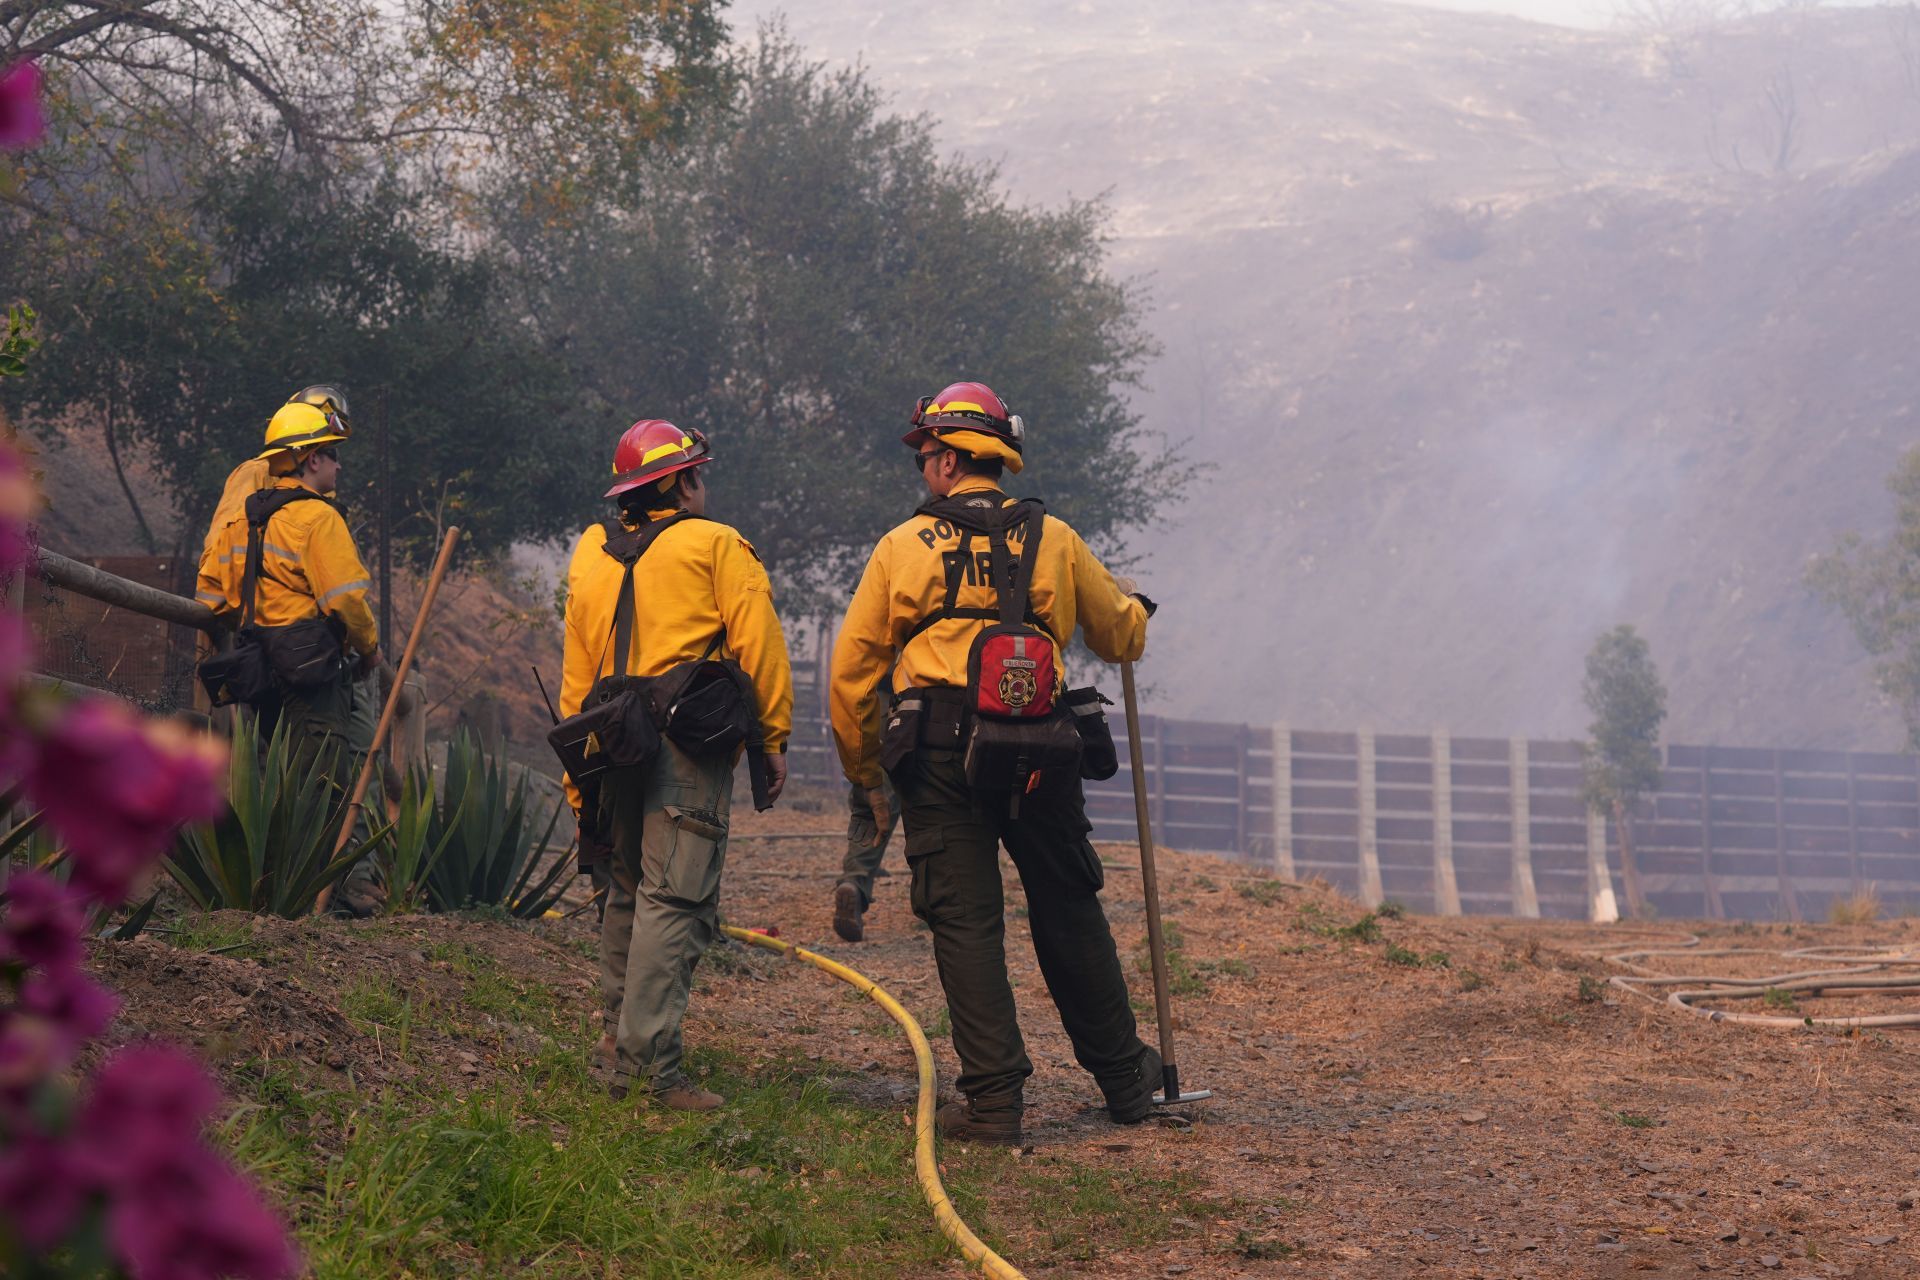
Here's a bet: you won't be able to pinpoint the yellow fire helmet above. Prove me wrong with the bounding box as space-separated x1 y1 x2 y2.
257 401 350 461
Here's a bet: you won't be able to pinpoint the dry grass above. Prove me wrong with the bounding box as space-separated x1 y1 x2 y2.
1827 886 1882 926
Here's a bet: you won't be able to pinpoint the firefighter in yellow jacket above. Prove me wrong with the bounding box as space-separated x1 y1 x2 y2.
560 419 793 1112
830 381 1160 1146
196 387 383 913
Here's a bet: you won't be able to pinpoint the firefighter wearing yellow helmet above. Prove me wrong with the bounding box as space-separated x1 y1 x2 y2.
195 386 384 915
828 380 1158 1146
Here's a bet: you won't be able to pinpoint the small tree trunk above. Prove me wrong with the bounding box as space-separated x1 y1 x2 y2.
1613 796 1647 918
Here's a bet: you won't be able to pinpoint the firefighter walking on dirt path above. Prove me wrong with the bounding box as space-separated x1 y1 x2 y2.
828 382 1161 1146
194 386 386 917
560 420 793 1113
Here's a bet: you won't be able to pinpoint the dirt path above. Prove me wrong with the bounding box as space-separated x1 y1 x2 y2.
86 791 1920 1277
694 800 1920 1278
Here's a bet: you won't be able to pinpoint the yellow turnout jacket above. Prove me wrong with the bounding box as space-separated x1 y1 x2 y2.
195 476 378 659
559 509 794 814
829 475 1149 788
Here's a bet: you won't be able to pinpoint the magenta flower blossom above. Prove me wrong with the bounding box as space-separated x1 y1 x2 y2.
0 60 46 151
0 869 87 971
109 1148 300 1280
0 1129 90 1251
17 962 120 1055
13 698 227 905
74 1044 218 1179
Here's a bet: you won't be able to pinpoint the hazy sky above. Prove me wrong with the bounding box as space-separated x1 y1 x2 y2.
1421 0 1612 24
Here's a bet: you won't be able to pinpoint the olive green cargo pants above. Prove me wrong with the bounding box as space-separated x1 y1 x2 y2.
597 740 734 1092
836 777 899 911
895 747 1150 1104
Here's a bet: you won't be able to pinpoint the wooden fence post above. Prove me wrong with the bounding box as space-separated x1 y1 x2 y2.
1508 737 1539 918
1586 804 1619 923
1431 730 1461 915
1271 722 1294 879
1357 727 1384 908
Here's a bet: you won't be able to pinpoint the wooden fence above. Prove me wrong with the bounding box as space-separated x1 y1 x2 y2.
784 678 1920 921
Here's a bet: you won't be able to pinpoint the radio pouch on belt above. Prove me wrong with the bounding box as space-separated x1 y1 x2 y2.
923 496 1083 815
196 488 339 708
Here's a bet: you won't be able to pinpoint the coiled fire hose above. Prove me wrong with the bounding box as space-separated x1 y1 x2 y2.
1603 936 1920 1029
719 925 1028 1280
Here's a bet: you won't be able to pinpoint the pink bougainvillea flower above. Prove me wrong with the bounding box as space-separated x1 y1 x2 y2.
0 868 87 970
15 698 227 905
109 1146 300 1280
0 60 46 151
73 1044 219 1180
0 1128 91 1252
17 961 119 1057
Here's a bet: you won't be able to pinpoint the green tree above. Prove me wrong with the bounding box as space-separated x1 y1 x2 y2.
1582 624 1668 918
1808 446 1920 748
522 31 1177 614
3 155 593 564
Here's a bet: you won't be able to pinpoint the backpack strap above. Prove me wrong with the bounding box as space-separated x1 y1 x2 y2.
596 511 701 680
237 488 329 630
902 497 1053 643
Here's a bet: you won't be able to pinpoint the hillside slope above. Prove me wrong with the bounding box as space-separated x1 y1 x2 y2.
740 0 1920 748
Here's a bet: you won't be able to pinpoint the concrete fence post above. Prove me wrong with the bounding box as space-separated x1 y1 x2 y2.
1586 804 1620 923
1431 729 1461 915
1271 721 1294 879
1508 737 1540 918
1357 726 1384 908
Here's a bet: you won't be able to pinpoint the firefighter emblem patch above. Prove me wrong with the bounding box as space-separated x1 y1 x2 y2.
997 667 1039 710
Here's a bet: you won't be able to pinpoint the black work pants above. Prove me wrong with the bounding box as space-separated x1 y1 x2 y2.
895 747 1147 1103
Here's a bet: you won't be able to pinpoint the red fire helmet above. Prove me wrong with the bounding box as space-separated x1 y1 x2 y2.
604 420 712 499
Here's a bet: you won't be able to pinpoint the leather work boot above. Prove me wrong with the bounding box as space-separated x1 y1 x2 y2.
935 1095 1023 1146
832 883 865 943
654 1082 727 1113
1102 1045 1164 1125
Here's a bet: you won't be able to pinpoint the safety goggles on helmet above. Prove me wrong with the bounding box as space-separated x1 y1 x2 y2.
287 385 352 437
910 395 1025 445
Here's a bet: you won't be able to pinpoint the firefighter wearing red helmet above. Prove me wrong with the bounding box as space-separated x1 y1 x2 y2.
559 419 794 1112
828 381 1160 1145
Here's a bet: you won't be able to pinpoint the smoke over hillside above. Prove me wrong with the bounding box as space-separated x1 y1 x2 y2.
738 0 1920 748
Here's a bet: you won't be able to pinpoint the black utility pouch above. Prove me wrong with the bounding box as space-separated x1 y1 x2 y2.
1064 686 1119 780
547 675 662 785
878 692 926 775
197 631 275 708
259 615 347 687
962 710 1084 795
652 658 756 759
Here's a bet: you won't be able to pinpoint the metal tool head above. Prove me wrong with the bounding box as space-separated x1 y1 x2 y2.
1153 1089 1214 1105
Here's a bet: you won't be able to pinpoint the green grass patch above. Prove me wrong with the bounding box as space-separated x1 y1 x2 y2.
165 910 260 957
1235 879 1290 906
227 1038 1212 1278
1457 970 1487 993
1762 986 1799 1012
1134 921 1210 997
1383 943 1450 969
1613 1111 1655 1129
1577 975 1608 1004
1375 900 1407 920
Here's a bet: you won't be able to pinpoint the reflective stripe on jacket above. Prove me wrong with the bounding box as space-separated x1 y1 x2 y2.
194 477 378 658
828 474 1149 788
559 508 794 815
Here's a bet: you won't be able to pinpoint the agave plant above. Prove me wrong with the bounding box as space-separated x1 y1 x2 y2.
421 728 575 918
166 716 388 917
371 765 466 914
3 791 158 939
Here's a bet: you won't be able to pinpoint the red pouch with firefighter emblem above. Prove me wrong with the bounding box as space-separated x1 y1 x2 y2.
958 507 1082 806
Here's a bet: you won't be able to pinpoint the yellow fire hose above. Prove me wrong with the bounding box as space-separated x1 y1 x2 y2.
719 925 1027 1280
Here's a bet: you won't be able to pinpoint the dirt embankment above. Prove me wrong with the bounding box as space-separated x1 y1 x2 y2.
90 799 1920 1277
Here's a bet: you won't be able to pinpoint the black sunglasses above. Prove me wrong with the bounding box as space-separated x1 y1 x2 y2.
913 448 945 471
314 446 340 462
